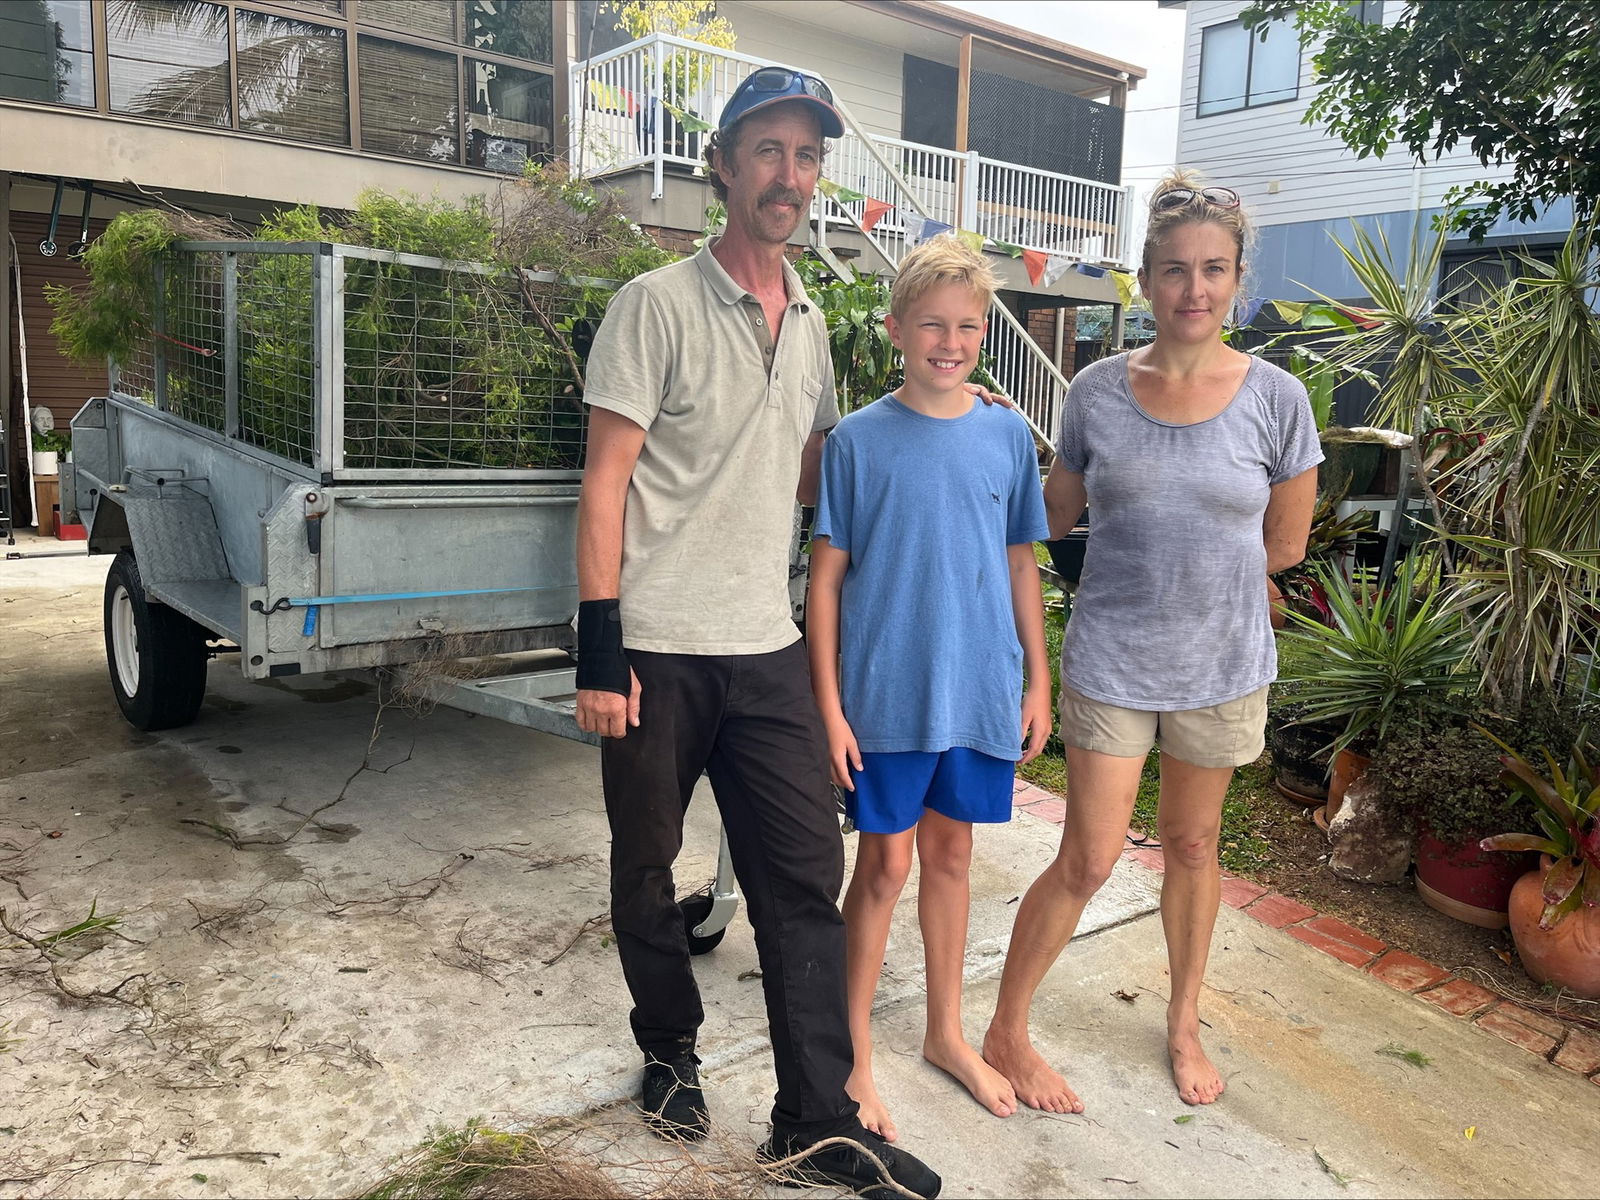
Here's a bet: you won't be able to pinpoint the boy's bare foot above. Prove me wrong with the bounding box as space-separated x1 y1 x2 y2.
1168 1027 1225 1105
845 1066 898 1142
980 1027 1084 1114
924 1034 1017 1118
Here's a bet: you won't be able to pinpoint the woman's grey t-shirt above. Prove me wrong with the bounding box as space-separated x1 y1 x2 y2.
1055 352 1322 711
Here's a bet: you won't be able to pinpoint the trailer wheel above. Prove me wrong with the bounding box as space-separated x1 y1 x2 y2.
679 891 726 956
104 551 209 731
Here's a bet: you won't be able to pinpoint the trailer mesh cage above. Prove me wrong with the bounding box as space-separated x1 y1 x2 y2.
111 241 597 476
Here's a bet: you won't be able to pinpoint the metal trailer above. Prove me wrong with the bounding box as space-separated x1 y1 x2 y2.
63 239 736 953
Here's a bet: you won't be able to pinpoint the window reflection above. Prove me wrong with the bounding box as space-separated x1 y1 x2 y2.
236 9 349 146
0 0 95 107
469 0 553 66
359 36 459 163
362 0 455 42
467 59 552 171
107 0 231 127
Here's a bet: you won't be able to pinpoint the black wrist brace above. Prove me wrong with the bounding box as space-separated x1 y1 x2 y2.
575 599 631 696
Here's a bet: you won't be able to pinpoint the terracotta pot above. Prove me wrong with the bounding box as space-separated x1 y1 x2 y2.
1507 858 1600 999
1319 747 1370 828
1414 828 1535 930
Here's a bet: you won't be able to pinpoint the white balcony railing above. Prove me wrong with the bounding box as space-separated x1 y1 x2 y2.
568 34 1134 270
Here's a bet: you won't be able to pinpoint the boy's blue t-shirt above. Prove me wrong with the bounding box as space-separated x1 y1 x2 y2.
813 394 1050 760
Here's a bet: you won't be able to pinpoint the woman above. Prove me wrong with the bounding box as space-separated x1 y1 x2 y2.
982 171 1321 1111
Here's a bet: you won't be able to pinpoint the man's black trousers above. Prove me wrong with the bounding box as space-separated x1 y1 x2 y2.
600 640 859 1140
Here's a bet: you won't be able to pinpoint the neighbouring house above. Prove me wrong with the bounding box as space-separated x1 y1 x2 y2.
1161 0 1574 423
2 0 1148 533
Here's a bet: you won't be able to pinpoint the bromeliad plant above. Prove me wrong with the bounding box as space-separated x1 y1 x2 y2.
1478 728 1600 930
1278 557 1472 755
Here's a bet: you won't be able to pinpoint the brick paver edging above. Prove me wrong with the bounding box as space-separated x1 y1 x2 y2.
1010 779 1600 1089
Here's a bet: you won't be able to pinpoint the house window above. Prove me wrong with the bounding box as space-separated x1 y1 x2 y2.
1353 1 1385 24
466 58 551 170
236 8 349 146
1196 16 1299 117
470 0 553 66
0 0 95 107
360 0 455 43
358 35 459 163
107 0 232 127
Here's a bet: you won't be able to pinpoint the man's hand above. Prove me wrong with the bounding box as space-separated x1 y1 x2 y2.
1020 680 1052 764
824 714 863 790
967 381 1014 410
576 670 641 739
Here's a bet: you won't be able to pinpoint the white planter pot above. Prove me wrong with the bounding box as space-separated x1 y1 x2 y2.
31 450 59 477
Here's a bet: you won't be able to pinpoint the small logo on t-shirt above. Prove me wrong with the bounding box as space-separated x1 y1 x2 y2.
990 492 1001 503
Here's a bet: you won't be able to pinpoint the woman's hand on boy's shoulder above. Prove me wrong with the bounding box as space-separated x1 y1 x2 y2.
968 382 1014 410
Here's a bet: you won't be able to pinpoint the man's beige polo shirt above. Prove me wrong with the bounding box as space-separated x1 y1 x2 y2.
583 239 839 654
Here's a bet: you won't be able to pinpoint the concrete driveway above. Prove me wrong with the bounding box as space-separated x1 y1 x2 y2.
2 545 1594 1199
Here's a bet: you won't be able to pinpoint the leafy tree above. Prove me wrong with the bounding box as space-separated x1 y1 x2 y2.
1242 1 1599 239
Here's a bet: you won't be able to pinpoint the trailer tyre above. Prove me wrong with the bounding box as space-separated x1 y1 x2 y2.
104 551 210 731
679 892 726 956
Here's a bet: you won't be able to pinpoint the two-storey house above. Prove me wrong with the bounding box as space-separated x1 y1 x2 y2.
1164 1 1573 362
3 0 1147 531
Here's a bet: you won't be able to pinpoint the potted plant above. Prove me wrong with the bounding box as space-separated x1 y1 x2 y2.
1278 557 1471 827
1480 728 1600 998
30 410 68 477
1363 715 1537 925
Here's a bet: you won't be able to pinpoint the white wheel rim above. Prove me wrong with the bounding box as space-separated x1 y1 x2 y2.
111 583 140 697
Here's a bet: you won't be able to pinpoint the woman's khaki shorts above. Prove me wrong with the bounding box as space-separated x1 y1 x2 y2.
1058 683 1268 769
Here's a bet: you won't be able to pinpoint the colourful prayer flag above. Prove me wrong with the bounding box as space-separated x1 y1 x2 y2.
816 178 841 198
660 100 712 133
956 229 985 253
1022 249 1048 287
1271 299 1308 324
836 186 868 204
990 239 1025 259
1073 263 1108 278
1235 296 1266 326
861 198 892 232
1113 271 1137 308
917 219 953 244
1041 253 1072 288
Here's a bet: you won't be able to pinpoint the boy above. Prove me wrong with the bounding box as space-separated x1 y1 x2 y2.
807 236 1052 1141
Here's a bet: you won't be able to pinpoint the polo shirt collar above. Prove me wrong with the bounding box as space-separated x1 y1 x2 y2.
696 236 812 313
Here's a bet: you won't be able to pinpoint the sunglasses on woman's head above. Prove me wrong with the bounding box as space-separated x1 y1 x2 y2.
1152 186 1241 212
735 66 835 107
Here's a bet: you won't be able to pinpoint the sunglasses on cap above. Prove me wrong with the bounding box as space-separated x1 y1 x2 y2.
720 66 844 137
1153 186 1241 211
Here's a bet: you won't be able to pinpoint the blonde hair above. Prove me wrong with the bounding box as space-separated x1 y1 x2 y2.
890 235 998 319
1141 167 1255 278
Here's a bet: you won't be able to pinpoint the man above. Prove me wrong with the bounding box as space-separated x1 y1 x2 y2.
573 67 942 1199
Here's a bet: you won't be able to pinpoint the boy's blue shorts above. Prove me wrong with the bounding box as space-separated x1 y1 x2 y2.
845 747 1015 835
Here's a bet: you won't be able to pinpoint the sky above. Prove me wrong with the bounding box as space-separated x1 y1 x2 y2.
943 0 1187 203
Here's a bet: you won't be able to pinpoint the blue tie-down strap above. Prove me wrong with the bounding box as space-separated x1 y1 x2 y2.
277 584 578 639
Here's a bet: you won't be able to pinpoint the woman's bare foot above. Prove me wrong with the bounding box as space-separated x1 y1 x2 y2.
980 1027 1084 1114
1168 1027 1225 1105
845 1066 897 1142
924 1033 1017 1118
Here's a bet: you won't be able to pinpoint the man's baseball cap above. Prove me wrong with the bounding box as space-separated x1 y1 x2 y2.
719 66 845 139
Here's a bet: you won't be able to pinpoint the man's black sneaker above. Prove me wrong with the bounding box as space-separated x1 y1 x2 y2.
760 1126 942 1200
639 1053 709 1142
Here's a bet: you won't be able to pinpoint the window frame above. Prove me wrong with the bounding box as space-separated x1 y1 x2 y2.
1195 15 1301 119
